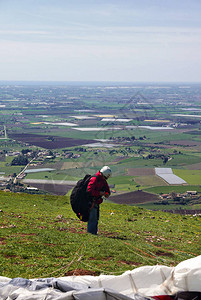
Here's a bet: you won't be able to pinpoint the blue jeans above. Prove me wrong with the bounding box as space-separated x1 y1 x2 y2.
87 206 99 235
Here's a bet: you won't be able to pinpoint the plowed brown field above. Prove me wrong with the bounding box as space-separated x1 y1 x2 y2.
127 168 154 176
110 190 159 204
9 133 96 149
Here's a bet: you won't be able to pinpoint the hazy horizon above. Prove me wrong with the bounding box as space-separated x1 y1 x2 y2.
0 80 201 86
1 0 201 82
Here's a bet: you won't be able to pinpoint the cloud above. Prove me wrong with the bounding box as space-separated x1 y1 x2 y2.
0 30 49 35
0 0 201 81
1 25 201 47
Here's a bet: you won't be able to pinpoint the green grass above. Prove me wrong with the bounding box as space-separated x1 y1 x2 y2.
115 157 168 169
109 175 134 185
136 202 193 210
137 200 201 210
0 190 200 279
173 169 201 185
145 185 201 194
107 176 138 192
134 175 167 186
166 154 201 167
0 163 23 176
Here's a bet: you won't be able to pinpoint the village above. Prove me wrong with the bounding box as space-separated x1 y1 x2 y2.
157 190 200 206
0 147 201 207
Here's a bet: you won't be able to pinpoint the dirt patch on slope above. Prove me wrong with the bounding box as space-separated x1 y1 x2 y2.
65 269 99 276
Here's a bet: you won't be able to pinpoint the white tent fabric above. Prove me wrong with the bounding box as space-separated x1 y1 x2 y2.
0 255 201 299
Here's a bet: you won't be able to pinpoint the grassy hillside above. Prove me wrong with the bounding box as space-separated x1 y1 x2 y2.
0 190 200 279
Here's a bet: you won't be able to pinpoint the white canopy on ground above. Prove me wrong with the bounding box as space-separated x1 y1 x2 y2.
155 168 187 185
0 256 200 299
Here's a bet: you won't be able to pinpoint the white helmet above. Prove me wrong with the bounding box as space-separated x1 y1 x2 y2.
100 166 112 179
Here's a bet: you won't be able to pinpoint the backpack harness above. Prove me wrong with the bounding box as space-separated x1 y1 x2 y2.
70 174 100 222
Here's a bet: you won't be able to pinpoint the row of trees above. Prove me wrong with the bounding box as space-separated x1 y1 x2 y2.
109 135 146 141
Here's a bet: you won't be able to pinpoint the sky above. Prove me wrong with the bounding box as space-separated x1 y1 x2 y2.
0 0 201 82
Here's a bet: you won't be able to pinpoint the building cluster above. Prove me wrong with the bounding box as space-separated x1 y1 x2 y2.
160 191 197 200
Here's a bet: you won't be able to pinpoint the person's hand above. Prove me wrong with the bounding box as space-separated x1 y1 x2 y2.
100 191 110 198
97 197 103 204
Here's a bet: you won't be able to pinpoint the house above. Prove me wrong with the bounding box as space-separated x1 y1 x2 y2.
160 194 171 199
187 191 197 195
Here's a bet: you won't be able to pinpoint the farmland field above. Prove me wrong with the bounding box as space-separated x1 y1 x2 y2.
165 154 201 167
169 140 201 146
1 82 201 211
145 185 201 194
127 168 155 176
9 133 96 149
110 190 159 204
134 175 167 186
24 182 74 195
186 162 201 170
173 169 201 185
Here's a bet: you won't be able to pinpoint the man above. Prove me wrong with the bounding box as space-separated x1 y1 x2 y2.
87 166 112 235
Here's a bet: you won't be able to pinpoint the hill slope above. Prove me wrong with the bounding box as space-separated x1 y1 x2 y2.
0 191 200 279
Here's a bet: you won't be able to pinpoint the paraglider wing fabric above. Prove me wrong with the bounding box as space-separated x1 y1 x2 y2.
0 279 148 300
0 256 201 299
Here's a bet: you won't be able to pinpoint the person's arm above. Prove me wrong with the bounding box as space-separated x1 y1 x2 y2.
87 176 101 198
106 181 111 197
102 180 111 198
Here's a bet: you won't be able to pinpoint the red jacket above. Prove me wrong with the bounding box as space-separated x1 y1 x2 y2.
87 171 110 199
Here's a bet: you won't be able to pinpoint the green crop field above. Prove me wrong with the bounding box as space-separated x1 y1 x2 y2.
0 160 22 176
166 154 201 167
173 169 201 185
145 185 201 194
0 191 200 279
136 202 193 210
134 175 167 186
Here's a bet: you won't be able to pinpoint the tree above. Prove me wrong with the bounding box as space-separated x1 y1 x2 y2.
171 191 177 201
21 149 31 155
136 185 141 191
163 156 169 164
11 155 29 166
